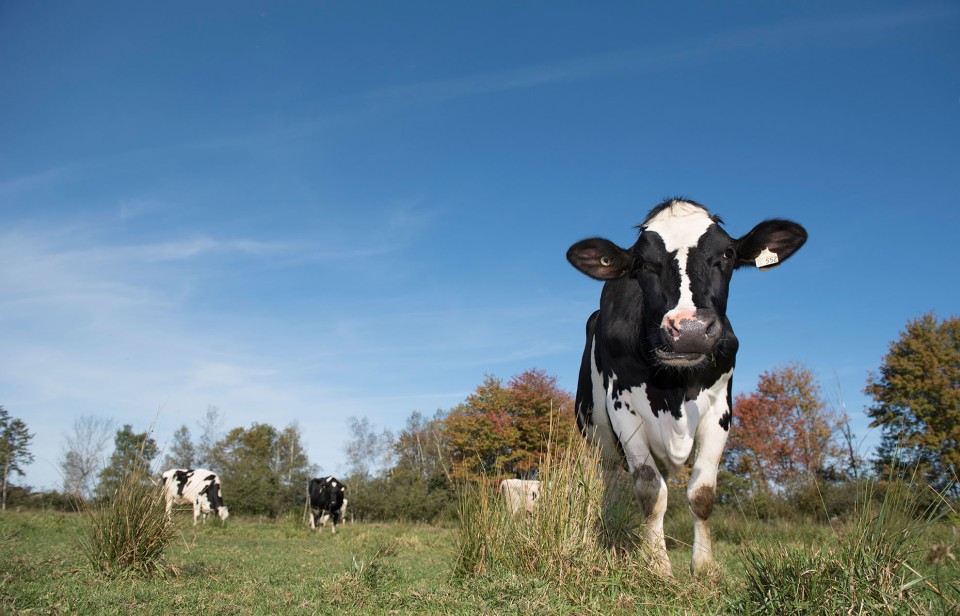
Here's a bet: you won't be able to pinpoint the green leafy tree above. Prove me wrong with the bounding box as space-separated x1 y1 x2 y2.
342 416 395 522
214 423 280 516
162 425 197 470
95 425 159 501
0 407 34 510
384 410 453 522
866 313 960 496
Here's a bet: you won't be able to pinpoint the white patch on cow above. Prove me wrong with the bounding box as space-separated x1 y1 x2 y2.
607 379 696 474
642 201 713 253
644 201 714 317
500 479 541 514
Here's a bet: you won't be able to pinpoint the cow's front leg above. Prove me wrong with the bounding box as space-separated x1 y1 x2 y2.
309 510 316 530
631 461 671 576
686 384 732 572
193 500 201 526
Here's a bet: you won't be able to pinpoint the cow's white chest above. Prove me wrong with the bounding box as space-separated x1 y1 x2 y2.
604 370 732 473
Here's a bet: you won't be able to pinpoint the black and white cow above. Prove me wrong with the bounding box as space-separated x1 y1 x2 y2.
567 198 806 574
308 476 347 534
161 468 230 525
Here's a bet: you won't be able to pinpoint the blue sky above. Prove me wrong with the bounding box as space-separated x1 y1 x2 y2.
3 2 958 491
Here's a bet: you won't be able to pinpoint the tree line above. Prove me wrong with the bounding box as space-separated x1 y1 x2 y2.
2 312 958 518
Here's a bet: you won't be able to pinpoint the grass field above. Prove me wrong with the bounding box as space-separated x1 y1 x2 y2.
2 504 957 615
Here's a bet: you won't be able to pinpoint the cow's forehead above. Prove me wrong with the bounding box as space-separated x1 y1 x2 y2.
641 201 715 253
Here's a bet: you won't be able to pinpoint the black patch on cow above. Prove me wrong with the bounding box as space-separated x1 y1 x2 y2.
574 312 601 434
613 400 622 411
719 377 734 431
689 485 715 520
645 385 683 420
174 470 191 497
201 479 224 510
632 465 661 517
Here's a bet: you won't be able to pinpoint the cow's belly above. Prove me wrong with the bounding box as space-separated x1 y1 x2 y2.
606 384 698 471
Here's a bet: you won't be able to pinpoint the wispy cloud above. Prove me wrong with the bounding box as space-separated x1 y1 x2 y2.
361 7 953 108
0 163 89 197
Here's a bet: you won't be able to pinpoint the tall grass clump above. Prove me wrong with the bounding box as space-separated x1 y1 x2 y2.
737 475 959 614
455 432 704 609
78 463 174 576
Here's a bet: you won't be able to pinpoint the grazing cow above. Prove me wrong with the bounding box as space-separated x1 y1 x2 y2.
161 468 230 525
500 478 541 514
309 476 346 534
567 198 806 574
317 499 348 529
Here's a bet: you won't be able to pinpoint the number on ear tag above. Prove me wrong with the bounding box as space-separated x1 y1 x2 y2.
755 247 779 270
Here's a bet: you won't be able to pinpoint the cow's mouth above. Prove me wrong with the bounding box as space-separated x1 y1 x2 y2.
655 348 706 366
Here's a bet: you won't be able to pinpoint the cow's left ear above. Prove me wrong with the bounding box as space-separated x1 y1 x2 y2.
735 219 808 270
567 238 634 280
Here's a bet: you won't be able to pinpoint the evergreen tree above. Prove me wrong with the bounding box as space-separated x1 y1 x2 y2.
95 425 158 501
162 425 197 470
0 407 34 510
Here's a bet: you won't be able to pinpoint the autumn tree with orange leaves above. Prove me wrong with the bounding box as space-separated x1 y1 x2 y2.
724 362 843 495
443 368 575 481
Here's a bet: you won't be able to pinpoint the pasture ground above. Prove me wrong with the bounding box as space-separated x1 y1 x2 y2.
1 508 957 614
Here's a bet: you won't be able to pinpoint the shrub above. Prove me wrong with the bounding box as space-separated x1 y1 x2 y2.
78 463 173 576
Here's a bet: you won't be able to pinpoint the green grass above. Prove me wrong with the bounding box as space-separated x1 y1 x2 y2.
1 495 957 614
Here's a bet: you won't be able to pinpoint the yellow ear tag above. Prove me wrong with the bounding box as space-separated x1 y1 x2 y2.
755 247 779 270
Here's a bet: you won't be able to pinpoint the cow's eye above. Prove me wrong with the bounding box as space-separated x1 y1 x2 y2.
722 247 735 260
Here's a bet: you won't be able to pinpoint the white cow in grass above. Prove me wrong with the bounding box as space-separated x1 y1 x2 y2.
500 478 540 514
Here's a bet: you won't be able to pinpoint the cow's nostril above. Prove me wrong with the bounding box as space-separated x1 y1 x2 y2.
667 319 681 339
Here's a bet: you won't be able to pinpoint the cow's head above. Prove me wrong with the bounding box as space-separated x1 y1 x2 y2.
218 506 230 522
567 199 806 368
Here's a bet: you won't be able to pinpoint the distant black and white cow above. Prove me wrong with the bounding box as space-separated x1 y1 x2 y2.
161 468 230 525
316 498 348 529
308 476 347 534
500 478 541 514
567 198 806 574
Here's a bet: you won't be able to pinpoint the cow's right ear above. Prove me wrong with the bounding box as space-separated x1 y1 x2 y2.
567 238 634 280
